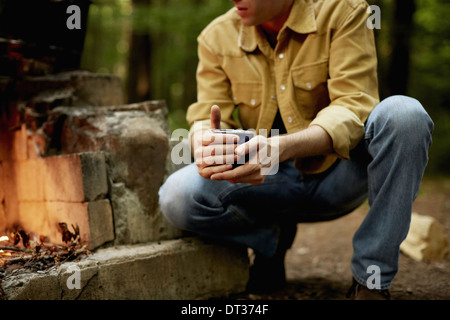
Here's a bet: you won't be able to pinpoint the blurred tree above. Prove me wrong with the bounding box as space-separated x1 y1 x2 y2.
81 1 130 79
409 0 450 175
388 0 416 96
127 0 152 103
127 0 232 129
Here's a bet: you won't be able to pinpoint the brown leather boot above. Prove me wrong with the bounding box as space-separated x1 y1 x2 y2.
346 278 391 300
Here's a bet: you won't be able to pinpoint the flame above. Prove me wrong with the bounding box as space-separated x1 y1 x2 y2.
0 250 11 256
0 236 12 257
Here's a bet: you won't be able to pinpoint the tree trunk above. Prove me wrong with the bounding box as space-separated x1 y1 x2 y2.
388 0 416 96
126 0 152 103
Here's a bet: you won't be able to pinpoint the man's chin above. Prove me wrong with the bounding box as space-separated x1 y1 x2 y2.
240 19 258 27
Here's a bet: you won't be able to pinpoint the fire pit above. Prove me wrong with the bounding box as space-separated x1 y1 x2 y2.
0 70 248 300
0 0 248 300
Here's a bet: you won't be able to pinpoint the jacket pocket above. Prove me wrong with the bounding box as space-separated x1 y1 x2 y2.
291 61 330 119
231 81 262 108
231 82 262 129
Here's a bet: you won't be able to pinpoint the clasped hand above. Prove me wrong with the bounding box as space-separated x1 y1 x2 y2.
194 105 279 185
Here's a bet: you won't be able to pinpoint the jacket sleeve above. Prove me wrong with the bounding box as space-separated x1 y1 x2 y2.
309 2 379 160
186 35 240 138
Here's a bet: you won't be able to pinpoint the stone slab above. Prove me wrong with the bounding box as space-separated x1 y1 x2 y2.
1 238 249 300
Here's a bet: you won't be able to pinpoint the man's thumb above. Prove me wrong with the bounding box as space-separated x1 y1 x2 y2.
210 105 221 129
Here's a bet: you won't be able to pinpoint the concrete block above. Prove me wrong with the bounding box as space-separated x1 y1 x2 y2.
110 182 182 244
86 199 115 250
1 238 249 300
19 201 88 245
43 152 108 202
43 154 84 202
80 152 108 202
18 199 114 250
19 71 125 108
70 72 125 107
15 158 45 201
1 270 61 300
15 152 106 202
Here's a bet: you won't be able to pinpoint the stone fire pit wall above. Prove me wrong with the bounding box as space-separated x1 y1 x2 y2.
48 100 183 246
0 70 183 249
0 71 248 299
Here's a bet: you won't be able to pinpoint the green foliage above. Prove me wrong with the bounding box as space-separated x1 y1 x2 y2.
81 0 131 78
81 0 232 130
409 0 450 175
132 0 233 130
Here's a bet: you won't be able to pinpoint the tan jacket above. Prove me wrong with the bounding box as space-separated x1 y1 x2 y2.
186 0 379 173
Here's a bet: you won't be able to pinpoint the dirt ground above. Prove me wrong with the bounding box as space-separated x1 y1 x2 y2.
232 177 450 300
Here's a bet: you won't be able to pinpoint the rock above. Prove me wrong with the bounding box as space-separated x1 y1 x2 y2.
400 212 448 261
20 70 125 107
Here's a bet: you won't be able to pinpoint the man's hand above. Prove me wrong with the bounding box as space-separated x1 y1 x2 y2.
209 125 334 185
194 105 239 179
210 134 280 185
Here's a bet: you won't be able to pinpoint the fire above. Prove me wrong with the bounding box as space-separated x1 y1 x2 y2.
1 235 11 256
0 235 12 257
0 250 11 256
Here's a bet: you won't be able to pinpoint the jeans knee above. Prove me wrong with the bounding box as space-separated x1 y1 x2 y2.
369 95 434 142
158 179 182 229
158 168 195 230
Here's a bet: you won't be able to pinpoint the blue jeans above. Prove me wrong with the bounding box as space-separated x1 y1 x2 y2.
159 96 434 290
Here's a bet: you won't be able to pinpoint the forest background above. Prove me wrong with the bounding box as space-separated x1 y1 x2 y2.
80 0 450 176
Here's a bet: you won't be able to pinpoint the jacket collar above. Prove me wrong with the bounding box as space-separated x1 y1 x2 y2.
238 0 318 53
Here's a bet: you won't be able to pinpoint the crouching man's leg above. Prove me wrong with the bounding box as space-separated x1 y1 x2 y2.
348 95 434 299
158 163 276 253
159 162 299 292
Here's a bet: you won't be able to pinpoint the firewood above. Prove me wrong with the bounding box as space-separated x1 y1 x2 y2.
0 246 31 253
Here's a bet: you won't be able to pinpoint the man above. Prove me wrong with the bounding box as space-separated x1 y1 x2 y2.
159 0 434 299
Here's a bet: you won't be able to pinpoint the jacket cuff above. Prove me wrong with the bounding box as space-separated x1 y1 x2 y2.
309 105 365 159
